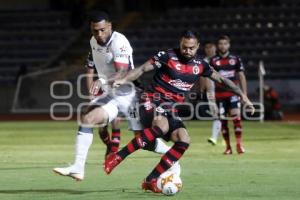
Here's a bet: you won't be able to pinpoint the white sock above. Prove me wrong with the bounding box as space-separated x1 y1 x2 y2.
154 138 170 154
73 131 93 171
211 120 222 141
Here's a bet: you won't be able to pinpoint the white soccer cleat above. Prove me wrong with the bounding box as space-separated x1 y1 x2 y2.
53 165 84 181
207 137 217 145
168 161 181 176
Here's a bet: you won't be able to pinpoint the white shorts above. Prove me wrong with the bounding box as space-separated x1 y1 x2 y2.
91 86 136 123
127 98 143 131
90 85 143 130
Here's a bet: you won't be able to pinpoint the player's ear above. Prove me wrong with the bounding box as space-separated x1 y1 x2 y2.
196 41 200 50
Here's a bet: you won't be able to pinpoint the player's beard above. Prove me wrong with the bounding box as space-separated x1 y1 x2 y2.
182 53 194 61
218 50 229 56
97 38 107 46
96 32 112 46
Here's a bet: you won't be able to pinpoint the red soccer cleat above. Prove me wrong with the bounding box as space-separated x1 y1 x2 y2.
236 144 245 154
223 146 232 155
141 179 162 193
103 153 122 174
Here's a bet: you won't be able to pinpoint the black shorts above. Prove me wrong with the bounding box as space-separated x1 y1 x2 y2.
139 100 186 142
217 95 241 116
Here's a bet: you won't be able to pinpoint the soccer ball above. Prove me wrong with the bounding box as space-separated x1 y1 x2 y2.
157 171 182 196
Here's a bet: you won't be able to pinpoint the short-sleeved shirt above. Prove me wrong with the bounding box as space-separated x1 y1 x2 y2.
86 31 134 82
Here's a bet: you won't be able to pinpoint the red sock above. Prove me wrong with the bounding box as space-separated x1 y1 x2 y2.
146 141 189 181
111 129 121 152
221 120 231 148
117 126 163 159
233 118 242 145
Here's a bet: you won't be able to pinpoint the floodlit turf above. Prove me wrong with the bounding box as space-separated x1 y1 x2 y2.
0 120 300 200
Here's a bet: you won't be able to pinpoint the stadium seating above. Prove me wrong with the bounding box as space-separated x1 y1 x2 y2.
0 10 79 84
123 5 300 79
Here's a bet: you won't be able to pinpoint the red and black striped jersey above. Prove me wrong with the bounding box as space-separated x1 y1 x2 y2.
144 48 213 103
210 53 244 99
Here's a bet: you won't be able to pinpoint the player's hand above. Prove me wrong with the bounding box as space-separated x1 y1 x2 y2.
113 78 126 88
240 94 255 115
89 79 102 96
207 102 219 119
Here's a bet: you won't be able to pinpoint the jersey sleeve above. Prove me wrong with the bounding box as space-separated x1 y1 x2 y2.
85 51 95 69
201 61 214 77
236 56 245 72
112 37 132 70
149 50 169 69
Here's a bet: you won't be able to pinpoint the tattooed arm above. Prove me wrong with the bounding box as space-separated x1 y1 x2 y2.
208 69 255 114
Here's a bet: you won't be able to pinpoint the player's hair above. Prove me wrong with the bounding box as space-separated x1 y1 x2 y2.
217 35 230 42
180 30 199 42
88 11 111 23
204 41 216 47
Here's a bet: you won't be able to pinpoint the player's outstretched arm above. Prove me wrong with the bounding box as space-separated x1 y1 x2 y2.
113 60 154 87
209 70 255 114
238 71 248 95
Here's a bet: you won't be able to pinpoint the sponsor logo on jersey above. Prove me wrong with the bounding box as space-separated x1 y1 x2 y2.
216 60 221 66
229 59 236 65
168 79 192 91
115 54 129 58
171 57 179 61
219 70 235 78
120 45 127 53
193 59 202 65
193 65 200 74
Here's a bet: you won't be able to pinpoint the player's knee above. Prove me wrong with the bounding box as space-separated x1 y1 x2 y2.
152 116 169 134
82 113 96 125
153 121 169 134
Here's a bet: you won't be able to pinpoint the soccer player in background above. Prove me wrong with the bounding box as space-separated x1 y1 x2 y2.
53 11 179 181
210 35 248 154
203 42 222 145
104 30 254 193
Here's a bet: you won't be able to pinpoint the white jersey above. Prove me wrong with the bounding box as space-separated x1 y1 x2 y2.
87 31 134 81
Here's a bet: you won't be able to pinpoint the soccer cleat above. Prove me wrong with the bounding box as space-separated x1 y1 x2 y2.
103 153 122 174
236 144 245 154
141 179 162 193
207 138 217 145
53 166 84 181
223 146 232 155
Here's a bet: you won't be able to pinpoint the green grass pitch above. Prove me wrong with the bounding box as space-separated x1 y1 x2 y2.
0 120 300 200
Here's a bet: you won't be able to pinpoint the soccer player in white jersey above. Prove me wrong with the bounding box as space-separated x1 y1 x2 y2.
53 11 180 181
85 51 124 158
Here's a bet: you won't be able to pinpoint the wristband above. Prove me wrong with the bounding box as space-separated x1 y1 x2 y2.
99 78 107 85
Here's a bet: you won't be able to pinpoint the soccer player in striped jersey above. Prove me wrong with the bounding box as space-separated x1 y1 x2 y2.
104 30 254 193
210 35 248 154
